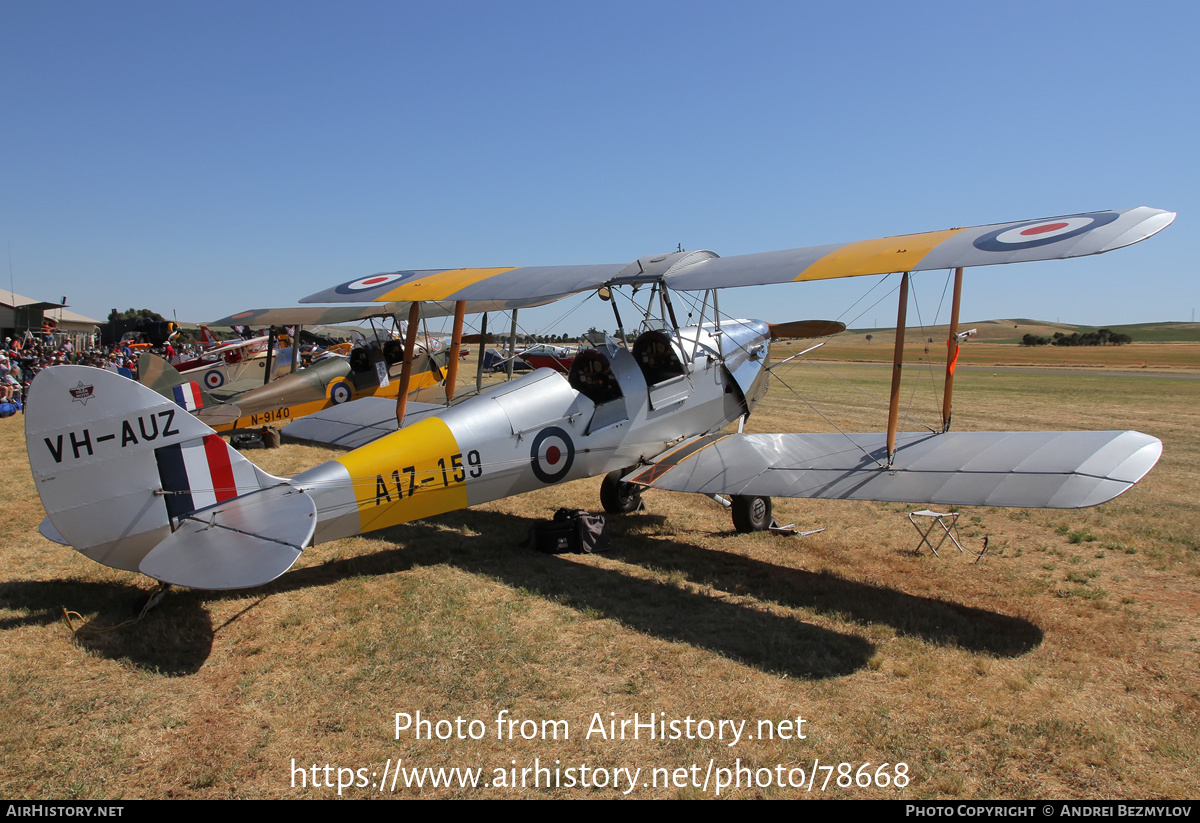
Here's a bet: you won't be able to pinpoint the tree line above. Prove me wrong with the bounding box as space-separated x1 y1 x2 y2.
1021 329 1132 347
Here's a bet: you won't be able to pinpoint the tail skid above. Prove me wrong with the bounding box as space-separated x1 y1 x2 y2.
26 365 310 589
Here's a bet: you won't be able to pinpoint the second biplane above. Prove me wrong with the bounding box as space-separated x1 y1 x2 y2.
26 207 1173 591
139 306 454 433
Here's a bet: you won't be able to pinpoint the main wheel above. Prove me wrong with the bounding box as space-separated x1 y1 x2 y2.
600 469 643 514
731 495 772 533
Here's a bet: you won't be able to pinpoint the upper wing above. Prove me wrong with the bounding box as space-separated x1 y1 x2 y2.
626 430 1162 509
299 207 1173 303
212 300 565 326
663 206 1175 291
300 266 627 306
211 305 406 326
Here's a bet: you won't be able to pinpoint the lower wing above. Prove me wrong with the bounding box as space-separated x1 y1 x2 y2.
626 430 1161 509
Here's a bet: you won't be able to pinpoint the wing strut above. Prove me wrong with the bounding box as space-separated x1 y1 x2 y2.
942 267 964 432
263 326 277 385
290 325 301 374
505 310 519 380
476 312 488 393
444 300 466 401
886 273 909 465
395 301 422 425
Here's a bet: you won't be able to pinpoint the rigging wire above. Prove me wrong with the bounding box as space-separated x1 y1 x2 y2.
765 368 888 469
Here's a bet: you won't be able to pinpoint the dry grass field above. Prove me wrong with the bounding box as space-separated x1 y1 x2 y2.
1 354 1197 799
786 320 1200 372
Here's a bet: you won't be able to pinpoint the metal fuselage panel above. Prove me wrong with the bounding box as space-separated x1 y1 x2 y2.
292 322 765 544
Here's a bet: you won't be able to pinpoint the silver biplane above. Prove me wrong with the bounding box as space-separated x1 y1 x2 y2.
26 207 1173 593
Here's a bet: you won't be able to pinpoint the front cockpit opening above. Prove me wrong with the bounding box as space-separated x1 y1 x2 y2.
567 350 624 405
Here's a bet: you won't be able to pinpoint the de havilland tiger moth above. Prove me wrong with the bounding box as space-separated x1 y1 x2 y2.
136 304 462 435
25 207 1174 595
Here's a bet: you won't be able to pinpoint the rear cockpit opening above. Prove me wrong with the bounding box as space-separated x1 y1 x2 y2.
632 329 685 386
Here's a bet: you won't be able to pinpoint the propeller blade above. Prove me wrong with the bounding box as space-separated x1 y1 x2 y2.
767 320 845 339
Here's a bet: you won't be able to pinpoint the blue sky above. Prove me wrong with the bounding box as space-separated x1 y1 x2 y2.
1 1 1195 337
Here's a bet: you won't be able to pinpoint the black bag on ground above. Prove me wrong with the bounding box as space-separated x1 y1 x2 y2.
528 508 612 554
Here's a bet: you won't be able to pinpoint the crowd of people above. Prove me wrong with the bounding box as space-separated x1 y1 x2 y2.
0 333 195 408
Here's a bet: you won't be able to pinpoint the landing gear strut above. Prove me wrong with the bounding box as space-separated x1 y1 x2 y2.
600 468 644 514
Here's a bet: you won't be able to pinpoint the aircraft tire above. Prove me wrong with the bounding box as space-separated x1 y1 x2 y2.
731 495 772 533
600 469 643 514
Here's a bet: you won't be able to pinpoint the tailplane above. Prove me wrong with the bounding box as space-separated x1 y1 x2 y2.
26 365 313 589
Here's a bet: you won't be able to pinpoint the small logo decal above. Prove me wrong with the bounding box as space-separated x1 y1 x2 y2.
69 382 95 405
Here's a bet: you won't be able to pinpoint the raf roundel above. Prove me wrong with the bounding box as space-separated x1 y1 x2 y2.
973 212 1120 253
329 380 353 405
530 426 575 484
333 271 415 296
204 369 224 389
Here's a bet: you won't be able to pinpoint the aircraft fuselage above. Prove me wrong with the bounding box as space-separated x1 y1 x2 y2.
291 320 770 544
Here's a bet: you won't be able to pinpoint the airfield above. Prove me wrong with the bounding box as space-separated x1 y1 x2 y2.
1 329 1197 799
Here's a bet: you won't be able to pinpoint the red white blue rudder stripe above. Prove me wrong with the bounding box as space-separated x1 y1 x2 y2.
172 382 205 411
155 434 263 519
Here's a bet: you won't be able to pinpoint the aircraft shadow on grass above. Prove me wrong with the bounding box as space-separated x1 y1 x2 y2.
0 509 1040 678
0 578 215 676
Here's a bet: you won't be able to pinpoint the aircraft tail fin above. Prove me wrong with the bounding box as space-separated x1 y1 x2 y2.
26 365 310 588
137 351 242 429
137 352 217 404
200 325 219 347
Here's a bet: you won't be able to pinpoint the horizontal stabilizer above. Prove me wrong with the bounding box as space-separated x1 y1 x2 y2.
139 485 316 590
282 396 445 449
38 517 69 546
627 430 1162 509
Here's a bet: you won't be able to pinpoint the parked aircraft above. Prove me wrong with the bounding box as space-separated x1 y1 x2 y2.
166 326 272 393
138 314 449 433
26 207 1173 596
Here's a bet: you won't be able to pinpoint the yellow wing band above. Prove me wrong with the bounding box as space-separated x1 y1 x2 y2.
794 228 966 282
377 267 518 302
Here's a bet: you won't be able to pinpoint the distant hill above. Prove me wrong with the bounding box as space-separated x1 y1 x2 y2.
847 319 1200 344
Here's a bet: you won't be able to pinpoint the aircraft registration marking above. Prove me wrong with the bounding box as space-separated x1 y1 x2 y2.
42 410 181 463
372 450 482 505
336 416 472 530
249 407 291 426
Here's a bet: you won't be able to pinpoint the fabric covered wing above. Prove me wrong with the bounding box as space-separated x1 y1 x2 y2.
626 430 1162 509
301 265 627 305
662 207 1175 291
282 396 446 450
213 298 563 325
298 207 1172 304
